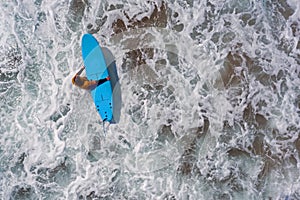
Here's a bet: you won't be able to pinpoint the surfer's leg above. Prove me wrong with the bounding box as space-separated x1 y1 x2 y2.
97 76 110 86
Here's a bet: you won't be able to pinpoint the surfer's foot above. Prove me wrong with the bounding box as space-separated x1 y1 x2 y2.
106 76 111 81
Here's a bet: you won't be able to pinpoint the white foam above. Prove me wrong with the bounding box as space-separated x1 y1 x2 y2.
1 0 300 199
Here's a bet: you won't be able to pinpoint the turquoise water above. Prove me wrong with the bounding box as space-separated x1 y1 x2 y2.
0 0 299 199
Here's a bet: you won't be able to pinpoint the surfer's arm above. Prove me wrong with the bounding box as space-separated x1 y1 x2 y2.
72 66 85 84
76 66 85 76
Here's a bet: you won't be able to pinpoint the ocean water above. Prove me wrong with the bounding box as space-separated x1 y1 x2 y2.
0 0 299 199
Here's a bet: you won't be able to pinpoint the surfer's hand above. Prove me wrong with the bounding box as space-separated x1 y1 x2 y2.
81 66 85 69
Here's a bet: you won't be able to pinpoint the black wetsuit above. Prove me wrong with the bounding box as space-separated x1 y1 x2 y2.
97 78 108 86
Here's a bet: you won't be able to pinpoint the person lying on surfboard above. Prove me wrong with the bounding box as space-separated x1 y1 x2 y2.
72 66 110 90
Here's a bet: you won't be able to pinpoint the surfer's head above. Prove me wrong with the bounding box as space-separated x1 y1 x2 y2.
72 75 77 85
72 75 84 87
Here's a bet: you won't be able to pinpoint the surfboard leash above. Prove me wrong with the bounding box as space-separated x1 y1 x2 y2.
102 119 110 137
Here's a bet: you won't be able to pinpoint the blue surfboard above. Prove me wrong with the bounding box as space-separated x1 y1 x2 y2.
81 34 113 122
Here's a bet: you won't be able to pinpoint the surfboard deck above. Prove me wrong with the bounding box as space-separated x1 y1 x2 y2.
81 34 113 122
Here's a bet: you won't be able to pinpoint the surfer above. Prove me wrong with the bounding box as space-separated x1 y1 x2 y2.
72 66 110 90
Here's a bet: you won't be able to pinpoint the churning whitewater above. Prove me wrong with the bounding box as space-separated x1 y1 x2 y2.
0 0 300 199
